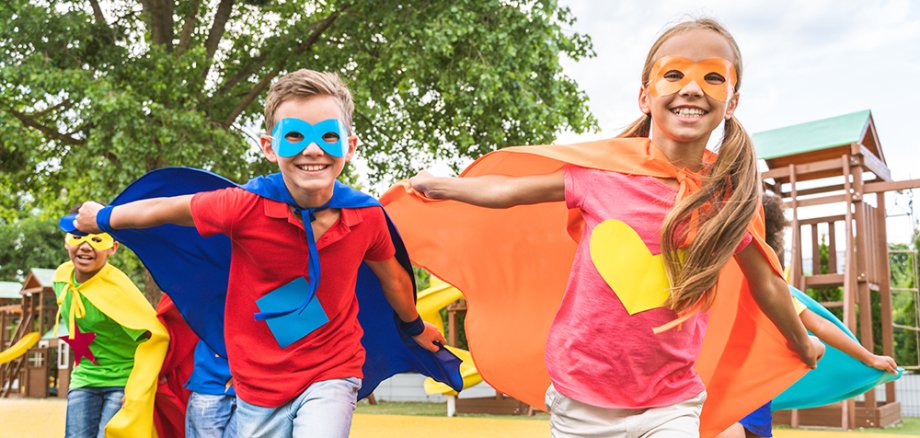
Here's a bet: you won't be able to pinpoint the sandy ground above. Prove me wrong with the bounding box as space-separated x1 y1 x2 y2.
0 398 914 438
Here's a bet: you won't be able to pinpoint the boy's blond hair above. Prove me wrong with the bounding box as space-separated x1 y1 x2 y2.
263 69 355 133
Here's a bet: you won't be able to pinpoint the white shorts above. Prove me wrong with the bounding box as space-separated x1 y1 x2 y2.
545 384 706 437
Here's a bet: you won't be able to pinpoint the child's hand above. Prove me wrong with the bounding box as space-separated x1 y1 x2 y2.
411 321 447 353
866 354 898 374
408 171 441 199
75 201 105 234
796 335 825 369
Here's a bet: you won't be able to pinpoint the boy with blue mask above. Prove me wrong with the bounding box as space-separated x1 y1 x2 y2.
72 70 447 437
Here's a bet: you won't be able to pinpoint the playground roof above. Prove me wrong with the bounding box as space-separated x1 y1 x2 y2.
752 109 880 161
0 281 21 299
28 268 56 287
42 326 66 340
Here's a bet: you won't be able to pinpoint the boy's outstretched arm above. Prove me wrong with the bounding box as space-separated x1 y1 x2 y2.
74 195 195 233
366 257 445 353
408 170 564 208
800 308 899 374
736 245 825 369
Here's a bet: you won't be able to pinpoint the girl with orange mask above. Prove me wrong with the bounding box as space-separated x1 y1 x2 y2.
400 18 824 437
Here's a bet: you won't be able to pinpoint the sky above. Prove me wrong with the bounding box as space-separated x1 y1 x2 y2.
553 0 920 244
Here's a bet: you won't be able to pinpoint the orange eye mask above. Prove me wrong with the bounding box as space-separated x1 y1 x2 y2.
66 233 115 251
648 56 738 102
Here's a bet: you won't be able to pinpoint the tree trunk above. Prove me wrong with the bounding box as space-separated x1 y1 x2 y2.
143 268 163 307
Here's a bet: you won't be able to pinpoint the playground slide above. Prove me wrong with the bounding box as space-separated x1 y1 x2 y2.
417 276 464 335
773 286 903 410
0 332 40 365
417 277 484 395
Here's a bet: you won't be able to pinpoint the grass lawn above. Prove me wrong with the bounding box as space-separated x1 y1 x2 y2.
355 400 548 420
772 417 920 435
357 401 920 434
356 400 446 416
843 417 920 434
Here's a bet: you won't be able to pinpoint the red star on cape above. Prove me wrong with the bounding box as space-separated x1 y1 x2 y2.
60 324 97 366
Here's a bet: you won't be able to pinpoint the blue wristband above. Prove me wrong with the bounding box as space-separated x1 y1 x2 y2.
96 206 116 233
399 315 425 337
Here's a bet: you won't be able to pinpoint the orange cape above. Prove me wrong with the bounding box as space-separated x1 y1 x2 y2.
380 137 809 437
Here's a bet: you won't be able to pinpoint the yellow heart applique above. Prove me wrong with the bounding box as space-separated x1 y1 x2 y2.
589 219 672 315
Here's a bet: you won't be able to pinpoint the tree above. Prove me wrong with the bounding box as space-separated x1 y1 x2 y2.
806 235 844 320
0 215 146 286
0 216 67 281
889 235 920 367
0 0 596 219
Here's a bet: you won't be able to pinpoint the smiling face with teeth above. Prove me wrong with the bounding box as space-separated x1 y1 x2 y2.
260 95 358 208
65 235 118 283
638 29 740 170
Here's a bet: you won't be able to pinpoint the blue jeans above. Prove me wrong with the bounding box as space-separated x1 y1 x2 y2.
187 392 238 438
236 377 361 438
65 387 125 438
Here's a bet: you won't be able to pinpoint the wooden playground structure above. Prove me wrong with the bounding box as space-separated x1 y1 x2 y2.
756 110 920 429
0 268 71 400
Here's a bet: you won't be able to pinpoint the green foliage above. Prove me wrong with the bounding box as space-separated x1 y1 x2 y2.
0 0 596 220
0 214 145 286
0 216 66 281
0 0 594 306
889 236 920 367
805 235 844 320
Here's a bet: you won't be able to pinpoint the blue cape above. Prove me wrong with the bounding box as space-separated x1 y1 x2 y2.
773 286 902 410
71 167 462 399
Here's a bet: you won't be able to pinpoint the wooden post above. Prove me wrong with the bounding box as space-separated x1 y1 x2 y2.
789 164 803 290
841 155 856 429
37 289 45 339
851 157 879 415
811 223 820 275
788 164 801 429
828 223 838 274
875 192 896 404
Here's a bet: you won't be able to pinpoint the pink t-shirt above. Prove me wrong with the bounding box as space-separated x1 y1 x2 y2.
545 166 750 409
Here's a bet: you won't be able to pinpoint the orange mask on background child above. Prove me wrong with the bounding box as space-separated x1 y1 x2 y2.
648 56 737 101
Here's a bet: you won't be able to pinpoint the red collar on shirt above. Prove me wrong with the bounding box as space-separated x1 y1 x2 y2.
262 198 364 235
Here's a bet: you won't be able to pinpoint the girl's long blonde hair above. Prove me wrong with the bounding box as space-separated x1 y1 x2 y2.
618 18 760 313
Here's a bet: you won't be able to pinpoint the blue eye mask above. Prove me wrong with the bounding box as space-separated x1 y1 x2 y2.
271 118 350 158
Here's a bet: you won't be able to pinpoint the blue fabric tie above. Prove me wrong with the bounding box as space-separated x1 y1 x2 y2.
254 204 330 321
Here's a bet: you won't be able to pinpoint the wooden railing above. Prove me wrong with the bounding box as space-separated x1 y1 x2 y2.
0 312 33 398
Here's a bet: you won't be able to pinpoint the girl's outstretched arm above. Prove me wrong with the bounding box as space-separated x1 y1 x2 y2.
408 170 564 208
736 245 825 368
800 309 898 374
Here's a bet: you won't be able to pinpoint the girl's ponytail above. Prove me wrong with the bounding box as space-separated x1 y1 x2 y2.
661 116 760 312
618 113 651 138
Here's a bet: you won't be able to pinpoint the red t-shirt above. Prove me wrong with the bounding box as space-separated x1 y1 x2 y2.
190 187 395 407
